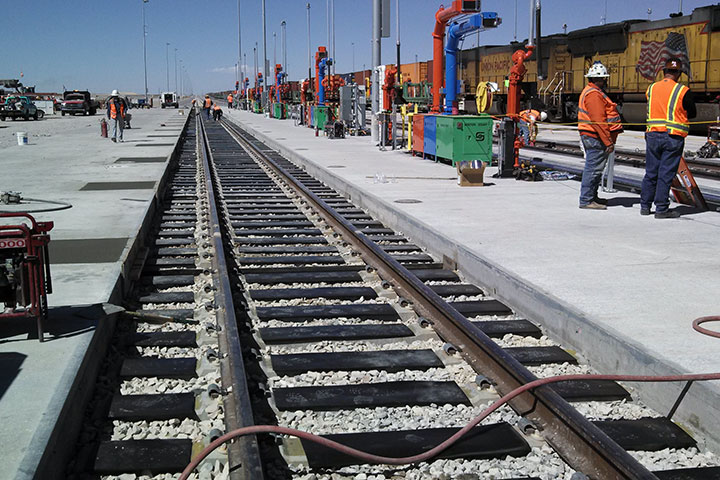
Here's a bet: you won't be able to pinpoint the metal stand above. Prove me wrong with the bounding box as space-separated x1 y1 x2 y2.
602 151 617 193
496 117 516 177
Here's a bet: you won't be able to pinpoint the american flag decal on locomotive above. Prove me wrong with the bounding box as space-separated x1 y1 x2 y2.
635 32 692 80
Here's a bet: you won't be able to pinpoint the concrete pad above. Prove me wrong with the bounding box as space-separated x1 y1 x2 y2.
225 108 720 451
0 108 189 480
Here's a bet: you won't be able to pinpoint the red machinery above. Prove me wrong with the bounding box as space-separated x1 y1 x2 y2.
321 74 345 104
382 65 398 111
507 45 535 168
0 213 53 341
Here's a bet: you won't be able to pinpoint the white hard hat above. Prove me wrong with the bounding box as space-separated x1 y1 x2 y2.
111 89 119 96
585 61 609 78
540 111 548 121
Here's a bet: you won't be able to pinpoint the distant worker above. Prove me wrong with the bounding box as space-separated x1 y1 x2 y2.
518 109 547 146
203 95 213 120
106 90 128 143
212 104 223 121
576 61 619 210
227 93 234 109
641 57 696 218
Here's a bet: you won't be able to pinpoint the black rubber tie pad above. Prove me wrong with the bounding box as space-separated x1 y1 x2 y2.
653 466 720 479
594 417 696 451
109 393 197 421
270 349 443 376
301 423 530 468
250 286 377 301
94 439 192 474
273 381 470 411
255 303 399 322
120 358 197 379
127 331 198 348
259 323 413 344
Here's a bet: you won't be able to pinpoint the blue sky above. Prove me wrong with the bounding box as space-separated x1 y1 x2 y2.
0 0 711 94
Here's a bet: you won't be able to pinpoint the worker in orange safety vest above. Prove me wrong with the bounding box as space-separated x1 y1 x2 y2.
227 93 234 109
106 90 128 143
577 61 619 210
212 103 223 121
518 109 547 146
641 57 696 218
203 95 213 120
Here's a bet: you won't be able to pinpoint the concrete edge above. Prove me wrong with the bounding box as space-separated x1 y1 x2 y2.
28 111 193 479
232 115 720 452
28 304 123 480
110 109 192 304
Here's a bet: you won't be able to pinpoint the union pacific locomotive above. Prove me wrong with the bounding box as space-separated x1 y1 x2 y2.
345 4 720 131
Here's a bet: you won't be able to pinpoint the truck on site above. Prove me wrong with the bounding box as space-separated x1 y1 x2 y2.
0 96 43 121
161 92 178 108
61 90 100 116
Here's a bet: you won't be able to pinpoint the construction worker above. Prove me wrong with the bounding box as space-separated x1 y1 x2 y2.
227 93 234 109
576 61 617 210
106 90 128 143
518 109 548 146
203 95 213 120
212 103 223 121
642 57 696 218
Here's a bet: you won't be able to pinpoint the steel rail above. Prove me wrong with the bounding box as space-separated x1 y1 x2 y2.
219 118 659 480
197 116 265 480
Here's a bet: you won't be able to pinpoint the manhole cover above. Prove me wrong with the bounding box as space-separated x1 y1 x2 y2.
394 199 422 204
327 165 346 169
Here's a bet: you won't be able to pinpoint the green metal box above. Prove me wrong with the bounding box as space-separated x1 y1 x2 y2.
273 103 285 119
313 106 330 130
435 114 493 165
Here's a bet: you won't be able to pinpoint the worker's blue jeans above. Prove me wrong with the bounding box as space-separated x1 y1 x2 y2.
203 107 211 119
579 135 610 206
112 117 124 141
518 121 530 144
641 131 684 213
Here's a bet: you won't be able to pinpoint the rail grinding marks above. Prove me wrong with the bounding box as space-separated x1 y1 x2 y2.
301 424 531 468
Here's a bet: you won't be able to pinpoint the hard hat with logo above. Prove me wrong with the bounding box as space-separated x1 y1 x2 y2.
111 89 119 96
540 111 548 121
664 57 683 72
585 61 610 78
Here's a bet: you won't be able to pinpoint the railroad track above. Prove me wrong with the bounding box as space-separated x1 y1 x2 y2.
524 138 720 180
63 112 720 479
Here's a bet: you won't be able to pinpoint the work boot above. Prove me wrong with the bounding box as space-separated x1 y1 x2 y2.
111 138 116 143
655 209 680 219
579 202 607 210
640 207 651 216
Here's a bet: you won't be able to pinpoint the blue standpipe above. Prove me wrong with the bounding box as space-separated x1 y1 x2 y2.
444 12 499 114
276 71 283 103
318 57 333 106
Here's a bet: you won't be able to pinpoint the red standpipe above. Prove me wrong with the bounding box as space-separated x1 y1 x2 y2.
430 0 464 113
507 45 535 167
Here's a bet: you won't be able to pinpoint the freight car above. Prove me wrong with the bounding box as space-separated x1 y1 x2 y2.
343 5 720 131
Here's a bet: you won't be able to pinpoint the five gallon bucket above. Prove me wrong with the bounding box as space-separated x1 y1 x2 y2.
16 132 28 145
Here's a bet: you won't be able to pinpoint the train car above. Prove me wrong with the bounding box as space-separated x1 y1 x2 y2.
457 4 720 131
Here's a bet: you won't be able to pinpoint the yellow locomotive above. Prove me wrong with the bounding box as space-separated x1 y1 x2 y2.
455 4 720 131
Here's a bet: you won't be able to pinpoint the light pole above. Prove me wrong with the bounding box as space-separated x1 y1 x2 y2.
352 42 355 73
281 21 287 77
238 0 242 93
174 48 178 92
273 32 277 75
331 0 335 75
179 60 184 96
262 0 268 106
306 3 311 85
371 0 381 142
165 42 170 91
254 44 258 88
396 0 400 82
141 0 149 102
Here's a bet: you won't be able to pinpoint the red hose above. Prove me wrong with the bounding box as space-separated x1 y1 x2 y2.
693 316 720 339
179 371 720 479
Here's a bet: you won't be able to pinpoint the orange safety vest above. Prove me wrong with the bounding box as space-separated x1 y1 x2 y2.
213 104 221 111
646 78 689 137
519 109 540 123
577 84 622 134
204 98 212 108
109 99 125 119
227 94 233 103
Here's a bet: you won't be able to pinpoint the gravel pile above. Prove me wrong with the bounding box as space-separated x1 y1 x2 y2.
101 459 228 479
632 447 720 470
493 333 557 348
120 372 216 395
265 339 436 354
111 417 224 442
135 321 202 333
252 297 387 308
136 344 216 360
272 367 454 388
256 317 391 328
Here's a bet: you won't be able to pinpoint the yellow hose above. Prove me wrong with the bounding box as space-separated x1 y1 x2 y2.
475 82 493 113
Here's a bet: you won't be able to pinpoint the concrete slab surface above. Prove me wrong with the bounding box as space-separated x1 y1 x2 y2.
0 108 189 479
226 108 720 451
